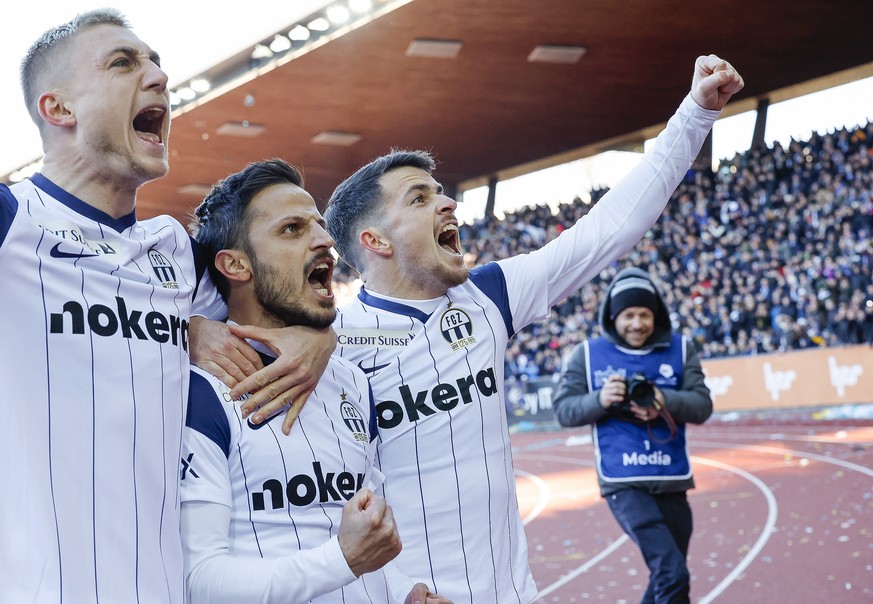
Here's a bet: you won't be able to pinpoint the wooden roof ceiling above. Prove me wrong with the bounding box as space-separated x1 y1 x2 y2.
134 0 873 221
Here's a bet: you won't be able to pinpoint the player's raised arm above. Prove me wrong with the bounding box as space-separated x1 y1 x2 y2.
498 54 744 320
690 54 744 110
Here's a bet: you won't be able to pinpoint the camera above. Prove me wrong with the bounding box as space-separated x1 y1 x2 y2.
622 373 656 408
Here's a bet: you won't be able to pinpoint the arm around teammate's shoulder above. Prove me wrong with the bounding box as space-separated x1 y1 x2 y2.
188 319 336 435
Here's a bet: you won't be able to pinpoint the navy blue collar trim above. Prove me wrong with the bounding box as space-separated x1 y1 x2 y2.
358 288 432 324
31 173 138 232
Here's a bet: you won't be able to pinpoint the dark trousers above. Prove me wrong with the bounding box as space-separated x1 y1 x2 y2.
606 489 693 604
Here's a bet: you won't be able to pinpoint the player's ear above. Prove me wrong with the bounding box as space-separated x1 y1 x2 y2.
214 249 253 283
38 91 76 128
360 228 392 258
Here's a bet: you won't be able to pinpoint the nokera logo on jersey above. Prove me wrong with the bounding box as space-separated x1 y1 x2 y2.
376 366 497 429
251 461 365 510
49 296 189 351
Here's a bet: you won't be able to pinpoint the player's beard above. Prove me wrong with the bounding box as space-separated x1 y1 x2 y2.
251 253 336 329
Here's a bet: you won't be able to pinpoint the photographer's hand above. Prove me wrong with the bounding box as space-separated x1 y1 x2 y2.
629 401 660 422
599 375 626 409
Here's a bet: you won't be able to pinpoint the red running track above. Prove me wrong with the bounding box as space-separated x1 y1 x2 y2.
512 417 873 603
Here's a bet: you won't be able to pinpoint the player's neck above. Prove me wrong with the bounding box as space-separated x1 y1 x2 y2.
40 159 138 219
361 271 448 301
226 299 284 331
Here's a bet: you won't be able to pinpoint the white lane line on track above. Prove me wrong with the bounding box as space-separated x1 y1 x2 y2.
514 452 778 603
513 453 633 601
690 456 778 604
694 441 873 478
692 430 873 446
513 458 630 601
514 468 551 525
517 438 871 601
534 534 630 601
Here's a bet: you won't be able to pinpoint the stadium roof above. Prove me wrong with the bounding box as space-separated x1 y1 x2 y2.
131 0 873 220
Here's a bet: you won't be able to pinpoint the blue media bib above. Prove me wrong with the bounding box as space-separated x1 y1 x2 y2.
587 335 692 482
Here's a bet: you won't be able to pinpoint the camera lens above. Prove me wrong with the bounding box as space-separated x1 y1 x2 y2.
627 375 655 407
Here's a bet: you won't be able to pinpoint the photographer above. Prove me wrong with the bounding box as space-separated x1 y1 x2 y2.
553 268 713 604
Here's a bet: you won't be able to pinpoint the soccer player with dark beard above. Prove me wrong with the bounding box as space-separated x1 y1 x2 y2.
183 158 449 604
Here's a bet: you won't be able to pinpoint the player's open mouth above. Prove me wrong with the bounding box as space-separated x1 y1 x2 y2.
133 105 166 144
438 223 461 255
307 256 335 298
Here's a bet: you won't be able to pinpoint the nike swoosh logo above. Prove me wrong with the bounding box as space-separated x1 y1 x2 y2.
357 360 390 375
50 242 99 259
246 408 285 430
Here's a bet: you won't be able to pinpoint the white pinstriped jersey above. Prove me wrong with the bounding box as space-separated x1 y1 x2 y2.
0 174 222 603
335 270 538 603
180 359 391 603
334 94 718 603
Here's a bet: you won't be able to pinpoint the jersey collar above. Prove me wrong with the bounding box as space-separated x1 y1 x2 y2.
31 173 137 232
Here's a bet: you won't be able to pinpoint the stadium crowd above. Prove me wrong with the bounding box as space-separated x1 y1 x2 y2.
333 122 873 380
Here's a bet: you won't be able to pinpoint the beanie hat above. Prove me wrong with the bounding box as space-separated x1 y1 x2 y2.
609 277 658 320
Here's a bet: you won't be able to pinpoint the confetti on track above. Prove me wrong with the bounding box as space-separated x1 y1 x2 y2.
512 412 873 603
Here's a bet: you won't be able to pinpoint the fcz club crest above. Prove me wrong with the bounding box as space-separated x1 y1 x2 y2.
340 391 368 443
148 248 179 289
440 307 476 351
